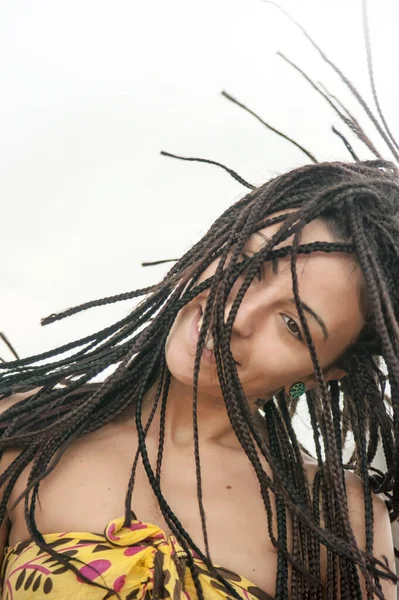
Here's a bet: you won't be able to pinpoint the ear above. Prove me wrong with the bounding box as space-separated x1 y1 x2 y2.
324 366 348 382
299 367 348 393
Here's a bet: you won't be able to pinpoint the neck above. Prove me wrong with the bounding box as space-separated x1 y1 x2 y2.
141 377 269 450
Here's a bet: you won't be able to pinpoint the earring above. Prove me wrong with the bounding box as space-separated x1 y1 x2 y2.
289 382 306 398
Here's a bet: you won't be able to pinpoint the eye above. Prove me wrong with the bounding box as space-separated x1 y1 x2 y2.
240 253 263 282
281 314 303 341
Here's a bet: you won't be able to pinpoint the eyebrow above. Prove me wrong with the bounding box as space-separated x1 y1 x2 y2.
254 231 269 245
289 298 329 341
249 235 329 340
244 251 329 340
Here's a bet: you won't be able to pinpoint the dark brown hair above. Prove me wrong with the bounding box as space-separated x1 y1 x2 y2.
1 2 399 599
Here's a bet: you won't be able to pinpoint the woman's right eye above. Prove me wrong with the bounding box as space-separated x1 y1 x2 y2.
281 314 303 341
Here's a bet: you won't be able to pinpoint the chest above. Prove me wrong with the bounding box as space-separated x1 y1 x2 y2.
5 428 280 596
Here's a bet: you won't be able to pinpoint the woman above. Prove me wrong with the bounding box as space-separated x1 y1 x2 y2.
0 8 398 600
0 160 397 600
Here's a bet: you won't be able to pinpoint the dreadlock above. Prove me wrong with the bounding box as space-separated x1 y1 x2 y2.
1 2 399 599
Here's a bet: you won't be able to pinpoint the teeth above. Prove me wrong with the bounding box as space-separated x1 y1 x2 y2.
197 311 214 352
205 336 214 351
197 314 204 332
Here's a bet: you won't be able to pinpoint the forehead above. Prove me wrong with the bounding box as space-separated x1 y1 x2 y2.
252 213 365 357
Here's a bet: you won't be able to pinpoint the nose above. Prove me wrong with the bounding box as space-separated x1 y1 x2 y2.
224 287 267 339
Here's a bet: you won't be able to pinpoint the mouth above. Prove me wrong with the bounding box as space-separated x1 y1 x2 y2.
192 306 240 366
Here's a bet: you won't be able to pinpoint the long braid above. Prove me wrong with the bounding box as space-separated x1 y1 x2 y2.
291 235 362 596
263 1 399 161
213 262 320 582
155 368 171 484
264 403 289 600
291 229 380 595
361 0 399 153
217 236 377 579
346 360 376 599
188 200 259 563
218 199 394 582
331 381 363 598
123 357 170 525
2 161 399 598
347 203 399 482
134 385 246 600
277 51 382 160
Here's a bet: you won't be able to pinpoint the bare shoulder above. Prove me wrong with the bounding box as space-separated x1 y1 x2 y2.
302 456 396 598
0 386 43 473
0 388 43 567
0 387 47 468
343 469 394 554
344 470 397 598
0 387 43 413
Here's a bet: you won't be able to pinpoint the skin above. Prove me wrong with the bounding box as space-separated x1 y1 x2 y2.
165 212 365 411
0 212 396 598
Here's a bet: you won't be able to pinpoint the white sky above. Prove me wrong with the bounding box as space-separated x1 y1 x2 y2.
2 0 399 553
1 0 398 360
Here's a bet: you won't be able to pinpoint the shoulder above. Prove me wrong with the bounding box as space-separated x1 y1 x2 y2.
303 455 392 533
305 459 397 598
344 468 391 531
0 387 43 412
0 387 45 435
0 387 44 460
343 469 393 550
0 388 43 566
0 383 101 420
344 470 396 598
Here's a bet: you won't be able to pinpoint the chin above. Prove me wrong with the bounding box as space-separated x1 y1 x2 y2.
164 321 220 391
165 345 196 387
164 314 193 385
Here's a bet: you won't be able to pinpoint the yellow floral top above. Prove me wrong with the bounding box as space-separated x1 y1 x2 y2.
0 516 273 599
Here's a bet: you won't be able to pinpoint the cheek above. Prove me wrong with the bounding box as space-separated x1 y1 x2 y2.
163 257 222 385
237 321 311 394
164 309 194 385
165 304 193 358
164 310 223 390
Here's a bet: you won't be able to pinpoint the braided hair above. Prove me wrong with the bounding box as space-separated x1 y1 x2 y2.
1 2 399 599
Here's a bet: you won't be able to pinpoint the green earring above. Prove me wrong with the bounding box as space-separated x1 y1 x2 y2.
289 382 306 398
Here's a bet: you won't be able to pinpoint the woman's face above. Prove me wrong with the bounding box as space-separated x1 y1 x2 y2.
165 212 365 403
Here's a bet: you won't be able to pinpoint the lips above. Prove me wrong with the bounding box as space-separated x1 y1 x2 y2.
189 306 240 366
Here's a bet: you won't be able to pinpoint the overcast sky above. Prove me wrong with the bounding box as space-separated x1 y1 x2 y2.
1 0 398 361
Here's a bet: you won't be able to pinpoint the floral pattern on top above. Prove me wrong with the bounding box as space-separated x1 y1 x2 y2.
0 516 274 600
